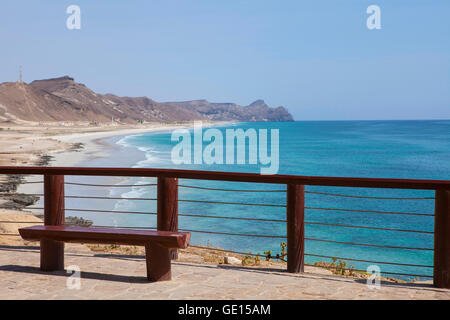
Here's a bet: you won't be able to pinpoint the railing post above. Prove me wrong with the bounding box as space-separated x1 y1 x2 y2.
286 184 305 273
157 177 179 259
434 189 450 288
41 174 65 271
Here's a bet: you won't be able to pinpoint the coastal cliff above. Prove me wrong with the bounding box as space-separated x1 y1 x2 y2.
0 76 293 123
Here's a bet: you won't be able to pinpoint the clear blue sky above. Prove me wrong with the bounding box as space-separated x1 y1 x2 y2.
1 0 449 120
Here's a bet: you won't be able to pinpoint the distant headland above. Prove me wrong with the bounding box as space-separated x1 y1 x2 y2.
0 76 294 124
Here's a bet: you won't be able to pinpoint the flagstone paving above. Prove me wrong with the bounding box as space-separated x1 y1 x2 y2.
0 244 449 300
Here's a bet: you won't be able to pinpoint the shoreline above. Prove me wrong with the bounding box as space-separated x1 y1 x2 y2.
47 120 234 168
0 120 233 167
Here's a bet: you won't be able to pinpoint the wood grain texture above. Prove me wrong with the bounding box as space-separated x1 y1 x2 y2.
41 175 65 271
146 242 172 281
19 226 191 249
434 189 450 288
1 166 450 189
157 177 179 259
286 184 305 273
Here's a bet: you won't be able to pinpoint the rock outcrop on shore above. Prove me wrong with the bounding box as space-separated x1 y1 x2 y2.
0 76 294 123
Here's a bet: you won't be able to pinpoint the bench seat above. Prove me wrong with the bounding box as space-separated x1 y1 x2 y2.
19 225 191 282
19 226 190 248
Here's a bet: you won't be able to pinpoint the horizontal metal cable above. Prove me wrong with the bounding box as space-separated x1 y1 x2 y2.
79 209 433 233
0 233 20 236
189 245 285 260
65 182 157 187
179 228 287 239
179 212 286 223
65 195 157 201
189 245 258 257
305 253 433 268
25 197 432 216
0 192 43 197
189 245 260 257
92 225 157 230
306 206 434 217
303 263 433 278
178 199 286 207
29 205 433 217
28 207 157 216
86 226 281 260
0 221 43 224
183 246 435 271
305 191 435 200
0 193 43 197
19 181 43 184
369 271 432 278
79 237 284 261
65 208 157 215
304 221 433 234
24 207 432 233
178 184 286 192
11 194 156 200
305 237 433 251
16 181 433 200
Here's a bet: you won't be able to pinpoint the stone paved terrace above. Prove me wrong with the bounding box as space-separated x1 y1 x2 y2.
0 244 449 300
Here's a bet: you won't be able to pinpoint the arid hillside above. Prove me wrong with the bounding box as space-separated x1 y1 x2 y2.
0 76 294 123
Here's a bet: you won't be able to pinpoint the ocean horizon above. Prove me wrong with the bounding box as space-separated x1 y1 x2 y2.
63 120 450 280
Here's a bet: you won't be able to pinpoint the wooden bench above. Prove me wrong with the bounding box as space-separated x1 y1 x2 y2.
19 225 190 282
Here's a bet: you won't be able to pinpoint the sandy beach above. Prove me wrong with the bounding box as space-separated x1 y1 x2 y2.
0 121 227 168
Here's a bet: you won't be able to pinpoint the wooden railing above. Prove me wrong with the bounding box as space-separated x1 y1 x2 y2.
0 166 449 288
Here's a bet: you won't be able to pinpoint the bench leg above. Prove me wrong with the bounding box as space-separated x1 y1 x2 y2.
145 243 171 282
40 239 64 271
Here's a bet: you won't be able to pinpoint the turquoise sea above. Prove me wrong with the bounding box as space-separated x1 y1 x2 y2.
65 120 450 280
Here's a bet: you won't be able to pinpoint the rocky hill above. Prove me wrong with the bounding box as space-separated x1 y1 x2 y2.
0 76 293 123
163 99 293 121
